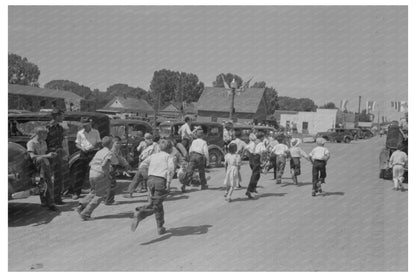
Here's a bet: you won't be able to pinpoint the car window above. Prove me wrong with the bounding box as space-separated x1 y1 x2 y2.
208 127 219 136
110 125 126 139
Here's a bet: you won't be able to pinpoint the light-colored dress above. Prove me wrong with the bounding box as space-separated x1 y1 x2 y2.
223 153 241 188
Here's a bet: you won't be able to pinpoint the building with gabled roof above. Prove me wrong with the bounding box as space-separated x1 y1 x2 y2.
196 87 267 123
159 101 197 119
97 96 154 118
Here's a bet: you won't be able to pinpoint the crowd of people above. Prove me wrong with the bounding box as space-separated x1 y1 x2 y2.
26 111 407 236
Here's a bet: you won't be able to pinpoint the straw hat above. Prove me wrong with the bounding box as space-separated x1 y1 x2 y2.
290 138 301 147
316 137 327 146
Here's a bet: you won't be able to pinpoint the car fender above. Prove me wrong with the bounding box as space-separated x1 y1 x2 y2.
208 145 225 157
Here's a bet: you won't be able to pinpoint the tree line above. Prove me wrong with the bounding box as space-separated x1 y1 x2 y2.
9 53 326 114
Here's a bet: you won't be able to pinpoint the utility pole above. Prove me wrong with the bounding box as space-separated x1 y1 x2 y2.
179 73 183 120
358 95 361 114
229 78 237 120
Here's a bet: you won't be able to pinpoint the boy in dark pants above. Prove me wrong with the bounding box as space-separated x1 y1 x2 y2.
180 129 209 192
309 137 330 196
131 139 175 235
246 132 266 199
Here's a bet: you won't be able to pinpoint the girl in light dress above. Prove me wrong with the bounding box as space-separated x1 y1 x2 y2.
223 143 241 202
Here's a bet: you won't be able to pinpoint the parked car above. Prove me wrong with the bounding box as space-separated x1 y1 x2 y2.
8 111 111 191
8 142 37 199
110 119 153 168
233 124 280 144
359 128 374 139
315 128 354 143
158 121 225 167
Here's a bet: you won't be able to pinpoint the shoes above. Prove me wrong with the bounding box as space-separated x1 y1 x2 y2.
312 192 316 197
80 214 92 221
131 208 142 232
318 188 322 194
225 198 232 202
253 189 258 193
157 227 166 235
48 205 59 211
123 194 133 199
76 205 83 215
55 200 66 205
245 191 253 199
224 193 228 197
72 194 79 200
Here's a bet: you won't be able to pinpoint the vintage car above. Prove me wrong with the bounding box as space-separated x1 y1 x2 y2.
158 121 225 167
359 128 374 139
110 119 153 168
8 111 111 193
8 142 38 199
315 128 354 143
379 122 408 182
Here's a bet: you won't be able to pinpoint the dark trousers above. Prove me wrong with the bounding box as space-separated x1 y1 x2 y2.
269 153 277 179
72 150 96 196
275 155 287 183
312 160 327 192
183 152 206 186
50 150 63 201
127 170 146 194
34 157 54 206
135 176 168 228
247 154 261 193
105 176 117 204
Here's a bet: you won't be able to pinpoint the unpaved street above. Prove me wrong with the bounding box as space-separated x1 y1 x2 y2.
8 136 407 271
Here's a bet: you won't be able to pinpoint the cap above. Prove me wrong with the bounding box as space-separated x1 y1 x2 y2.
291 138 301 147
316 137 327 146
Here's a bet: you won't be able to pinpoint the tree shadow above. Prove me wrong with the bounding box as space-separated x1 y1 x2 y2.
231 192 287 202
8 201 78 227
140 224 213 245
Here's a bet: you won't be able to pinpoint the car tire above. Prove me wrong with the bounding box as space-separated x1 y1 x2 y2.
344 137 351 143
208 149 223 168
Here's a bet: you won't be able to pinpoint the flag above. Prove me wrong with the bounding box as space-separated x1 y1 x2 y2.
340 99 348 111
366 100 375 113
221 74 230 90
241 77 253 90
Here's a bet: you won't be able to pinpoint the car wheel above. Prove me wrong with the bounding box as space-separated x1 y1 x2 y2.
344 137 351 143
209 149 223 168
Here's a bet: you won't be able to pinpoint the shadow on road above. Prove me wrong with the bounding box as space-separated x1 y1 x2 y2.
320 191 345 197
93 211 133 220
140 224 213 245
281 182 311 188
9 201 78 227
231 192 287 202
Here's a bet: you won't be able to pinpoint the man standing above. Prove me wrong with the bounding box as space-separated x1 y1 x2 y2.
178 116 194 142
271 138 290 184
246 132 267 199
181 129 209 192
27 127 58 211
46 108 66 205
73 117 101 200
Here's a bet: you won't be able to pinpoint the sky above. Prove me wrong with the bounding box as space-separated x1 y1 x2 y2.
8 5 408 120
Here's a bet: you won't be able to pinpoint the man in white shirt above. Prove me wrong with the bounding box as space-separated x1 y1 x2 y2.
389 147 408 191
178 116 194 141
72 117 101 199
131 139 175 235
246 132 267 199
180 129 209 192
309 137 330 196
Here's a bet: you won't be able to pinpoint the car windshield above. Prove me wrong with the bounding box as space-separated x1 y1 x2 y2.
9 120 82 138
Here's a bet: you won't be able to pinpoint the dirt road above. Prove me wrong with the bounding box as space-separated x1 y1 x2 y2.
8 136 407 271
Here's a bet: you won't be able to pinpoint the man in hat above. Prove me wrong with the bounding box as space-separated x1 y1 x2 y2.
178 116 194 142
246 132 267 199
389 146 408 191
288 138 310 185
271 137 290 184
181 129 209 192
46 108 66 205
223 121 234 150
27 127 58 211
73 117 101 200
309 137 330 196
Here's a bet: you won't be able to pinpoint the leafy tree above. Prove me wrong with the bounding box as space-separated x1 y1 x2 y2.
251 81 279 114
8 53 40 87
319 102 337 109
44 80 93 98
277 96 317 112
106 83 148 99
150 69 204 110
213 73 243 88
